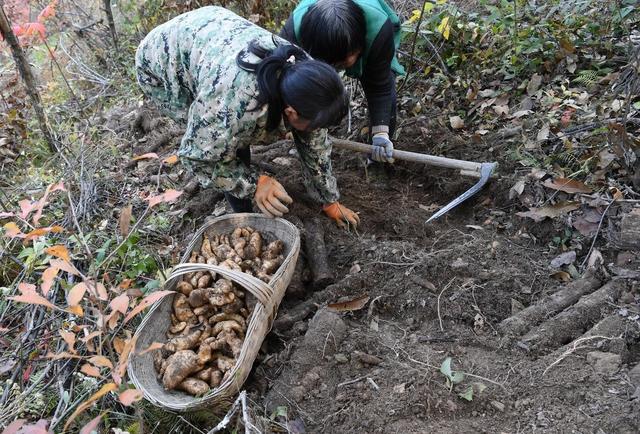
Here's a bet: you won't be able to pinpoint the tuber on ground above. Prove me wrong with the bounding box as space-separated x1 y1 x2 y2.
153 226 286 396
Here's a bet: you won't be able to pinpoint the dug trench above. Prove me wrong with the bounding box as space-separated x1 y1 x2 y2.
128 108 640 432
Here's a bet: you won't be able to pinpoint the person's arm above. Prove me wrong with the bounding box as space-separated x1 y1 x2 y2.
292 129 360 228
361 19 396 131
291 128 339 204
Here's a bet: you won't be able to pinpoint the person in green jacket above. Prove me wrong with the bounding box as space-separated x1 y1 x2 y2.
280 0 405 163
135 6 360 228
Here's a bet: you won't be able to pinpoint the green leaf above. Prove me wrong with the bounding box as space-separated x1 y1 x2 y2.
452 371 465 384
459 386 474 401
440 357 453 379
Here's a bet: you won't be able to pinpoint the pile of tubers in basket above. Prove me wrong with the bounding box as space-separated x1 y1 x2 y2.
154 226 284 396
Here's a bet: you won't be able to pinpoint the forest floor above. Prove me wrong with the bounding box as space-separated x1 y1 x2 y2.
1 1 639 433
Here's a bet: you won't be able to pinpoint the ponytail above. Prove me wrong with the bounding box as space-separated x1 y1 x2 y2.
237 40 347 131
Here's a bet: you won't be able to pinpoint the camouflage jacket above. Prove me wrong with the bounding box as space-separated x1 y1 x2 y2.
135 6 339 203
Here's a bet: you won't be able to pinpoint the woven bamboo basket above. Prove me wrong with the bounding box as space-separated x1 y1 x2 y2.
127 213 300 412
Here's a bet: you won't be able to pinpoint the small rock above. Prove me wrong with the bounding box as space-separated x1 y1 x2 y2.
451 258 469 270
587 351 621 375
334 353 349 364
511 298 525 314
272 157 295 167
628 362 640 386
393 383 406 394
349 263 361 274
353 351 382 365
490 400 505 412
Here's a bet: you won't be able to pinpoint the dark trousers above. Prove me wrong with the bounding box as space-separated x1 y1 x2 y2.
224 147 254 213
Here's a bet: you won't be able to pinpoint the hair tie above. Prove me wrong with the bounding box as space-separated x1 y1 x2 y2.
286 55 296 65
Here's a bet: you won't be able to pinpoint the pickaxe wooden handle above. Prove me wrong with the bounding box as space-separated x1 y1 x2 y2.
330 136 498 222
330 137 484 177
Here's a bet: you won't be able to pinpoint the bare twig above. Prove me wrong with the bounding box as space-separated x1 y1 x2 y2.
542 335 616 376
437 278 456 331
580 199 615 270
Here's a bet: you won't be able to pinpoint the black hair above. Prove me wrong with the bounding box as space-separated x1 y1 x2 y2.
299 0 366 65
237 39 348 131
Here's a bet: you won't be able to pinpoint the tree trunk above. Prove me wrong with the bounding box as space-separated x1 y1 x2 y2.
0 5 57 153
103 0 118 49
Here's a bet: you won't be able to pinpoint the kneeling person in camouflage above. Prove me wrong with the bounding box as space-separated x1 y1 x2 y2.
135 6 360 228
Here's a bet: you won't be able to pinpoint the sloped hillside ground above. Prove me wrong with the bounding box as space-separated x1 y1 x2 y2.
1 0 639 432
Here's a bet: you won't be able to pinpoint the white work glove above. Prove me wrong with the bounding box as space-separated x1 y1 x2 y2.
371 132 394 163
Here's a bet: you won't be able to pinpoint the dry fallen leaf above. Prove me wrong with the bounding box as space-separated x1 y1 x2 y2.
132 152 158 161
9 283 56 310
516 202 580 222
449 116 464 130
123 290 173 324
509 180 526 200
543 178 592 194
138 341 164 356
536 124 550 142
146 189 183 208
67 282 87 306
110 294 130 314
41 266 59 297
45 245 71 263
328 294 370 312
80 363 101 378
88 355 114 370
163 154 179 165
118 205 132 237
550 271 571 282
119 389 144 406
526 73 543 95
79 414 103 434
64 383 117 431
550 251 576 268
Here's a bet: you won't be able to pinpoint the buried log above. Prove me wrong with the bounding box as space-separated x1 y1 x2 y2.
303 218 334 290
519 279 626 352
499 274 601 338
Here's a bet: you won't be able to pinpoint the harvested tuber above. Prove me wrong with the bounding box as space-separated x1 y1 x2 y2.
177 281 194 296
165 329 202 352
155 226 286 396
178 377 210 396
173 294 197 324
162 350 202 390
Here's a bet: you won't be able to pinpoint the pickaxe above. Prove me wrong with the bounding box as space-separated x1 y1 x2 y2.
330 137 498 222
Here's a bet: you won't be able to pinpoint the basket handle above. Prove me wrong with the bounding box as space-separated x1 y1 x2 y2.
167 263 275 314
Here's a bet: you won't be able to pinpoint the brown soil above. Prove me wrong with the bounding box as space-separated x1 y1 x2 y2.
128 98 640 433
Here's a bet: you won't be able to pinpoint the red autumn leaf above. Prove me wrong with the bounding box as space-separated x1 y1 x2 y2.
560 107 576 128
67 282 87 306
119 388 144 406
45 245 71 262
63 383 117 431
41 266 59 296
110 294 130 314
19 199 37 219
79 414 103 434
15 419 50 434
123 291 173 324
59 330 76 353
4 222 25 239
49 258 80 276
88 355 114 370
22 22 47 40
12 24 25 37
2 419 26 434
80 363 101 378
32 181 66 226
9 283 55 310
37 1 58 23
138 341 164 356
132 152 158 161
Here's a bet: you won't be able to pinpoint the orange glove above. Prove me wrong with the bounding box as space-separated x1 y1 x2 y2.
254 175 293 218
322 202 360 229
